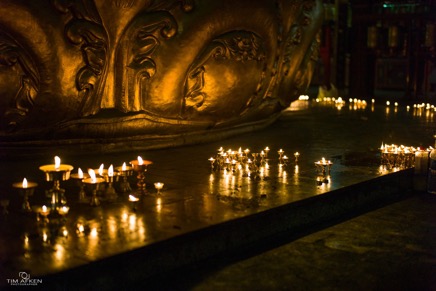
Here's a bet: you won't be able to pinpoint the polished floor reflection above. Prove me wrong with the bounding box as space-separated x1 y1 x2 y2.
0 98 434 288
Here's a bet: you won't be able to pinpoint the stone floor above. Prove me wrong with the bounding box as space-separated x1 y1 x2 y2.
147 193 436 291
0 97 435 290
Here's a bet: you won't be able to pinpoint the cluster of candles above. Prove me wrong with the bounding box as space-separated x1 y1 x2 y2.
380 143 432 170
12 155 164 221
312 97 368 110
208 147 300 178
300 94 436 117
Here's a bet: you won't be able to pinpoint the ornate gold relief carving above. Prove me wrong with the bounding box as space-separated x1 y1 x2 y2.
0 0 323 154
0 32 39 132
183 31 266 119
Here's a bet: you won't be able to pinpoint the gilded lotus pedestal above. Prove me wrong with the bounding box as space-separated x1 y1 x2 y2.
0 0 323 155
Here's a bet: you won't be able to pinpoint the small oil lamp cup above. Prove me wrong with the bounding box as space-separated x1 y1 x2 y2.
208 158 216 171
264 147 270 159
154 182 164 195
130 159 153 194
13 180 38 212
58 205 70 216
58 206 70 223
39 164 73 211
115 166 133 193
70 173 89 203
33 205 50 223
294 152 300 163
83 177 105 206
315 159 333 179
129 194 140 211
282 155 289 166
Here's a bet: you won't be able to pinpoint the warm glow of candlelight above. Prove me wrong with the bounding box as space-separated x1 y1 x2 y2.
59 206 69 215
42 205 47 213
22 178 28 188
138 156 143 165
108 164 114 177
122 162 127 171
129 194 139 202
294 152 300 157
154 182 164 191
55 156 61 169
88 169 96 183
78 168 84 179
98 164 104 176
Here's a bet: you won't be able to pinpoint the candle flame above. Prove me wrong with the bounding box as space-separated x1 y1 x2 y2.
122 162 126 171
129 194 139 202
294 152 300 156
22 178 28 188
154 182 164 190
78 168 83 179
42 205 47 212
98 164 104 176
108 164 114 177
138 156 143 165
55 156 61 169
322 157 326 164
88 169 96 183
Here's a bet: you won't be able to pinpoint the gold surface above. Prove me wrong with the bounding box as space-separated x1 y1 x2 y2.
0 0 322 150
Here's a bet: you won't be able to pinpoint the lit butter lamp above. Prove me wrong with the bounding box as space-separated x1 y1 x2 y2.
154 182 164 195
129 194 140 211
34 205 50 223
39 156 73 211
115 162 133 193
294 152 300 163
12 178 37 212
315 157 333 183
83 169 105 206
104 165 117 201
70 168 89 203
130 156 153 194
